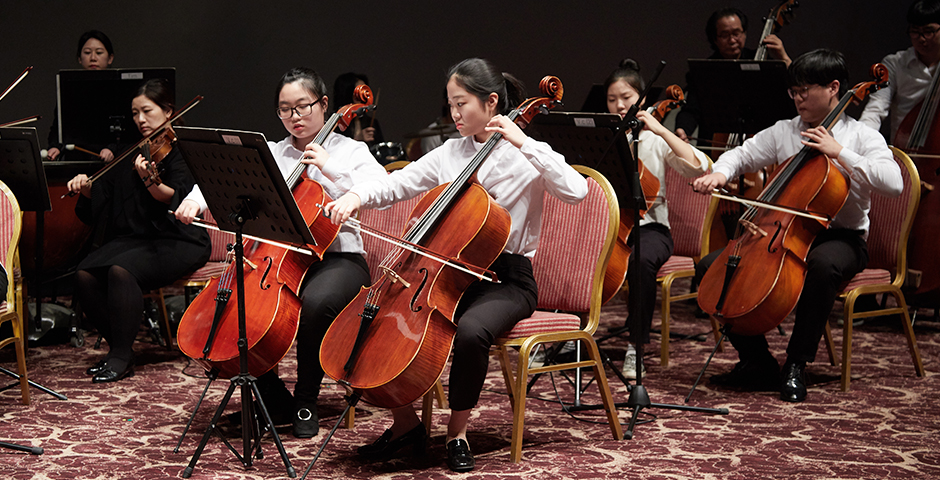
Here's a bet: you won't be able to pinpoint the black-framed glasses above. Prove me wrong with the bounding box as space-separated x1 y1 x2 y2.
276 98 322 119
908 25 940 39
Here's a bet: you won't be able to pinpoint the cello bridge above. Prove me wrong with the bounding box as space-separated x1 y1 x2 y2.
380 266 411 288
739 219 768 237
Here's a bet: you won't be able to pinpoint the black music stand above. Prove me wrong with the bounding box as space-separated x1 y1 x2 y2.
0 127 67 403
527 111 727 438
174 126 320 479
687 59 794 143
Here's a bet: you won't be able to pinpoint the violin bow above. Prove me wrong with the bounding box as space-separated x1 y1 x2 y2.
0 114 40 128
0 66 31 103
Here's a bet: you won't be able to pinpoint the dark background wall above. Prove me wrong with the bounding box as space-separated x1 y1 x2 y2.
1 1 910 147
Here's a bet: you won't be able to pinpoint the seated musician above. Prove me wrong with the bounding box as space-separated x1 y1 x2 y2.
691 49 903 403
860 0 940 139
675 7 791 143
175 67 388 438
324 58 588 473
68 79 210 383
604 59 708 379
47 30 118 162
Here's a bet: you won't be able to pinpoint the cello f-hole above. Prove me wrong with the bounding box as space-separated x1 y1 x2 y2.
410 269 429 313
768 222 783 253
260 256 274 290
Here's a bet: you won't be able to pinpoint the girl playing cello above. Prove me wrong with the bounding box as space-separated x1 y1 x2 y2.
604 60 708 379
175 67 388 438
324 58 588 473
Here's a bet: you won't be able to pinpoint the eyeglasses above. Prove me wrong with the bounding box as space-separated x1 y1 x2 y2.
908 25 940 39
787 85 819 99
717 29 745 41
276 98 322 119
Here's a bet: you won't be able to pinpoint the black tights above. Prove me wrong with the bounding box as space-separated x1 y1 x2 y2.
75 265 143 365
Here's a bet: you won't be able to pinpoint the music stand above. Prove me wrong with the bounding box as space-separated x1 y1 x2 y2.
527 111 727 438
687 59 795 142
174 126 318 478
0 127 67 403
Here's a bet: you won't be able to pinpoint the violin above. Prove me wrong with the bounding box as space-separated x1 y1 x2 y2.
319 77 564 408
176 85 375 379
893 58 940 298
139 127 178 186
697 64 889 335
600 84 684 305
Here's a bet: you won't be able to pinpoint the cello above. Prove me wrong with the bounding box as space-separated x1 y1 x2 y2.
176 85 376 378
697 64 889 336
319 77 564 409
892 64 940 300
601 84 685 304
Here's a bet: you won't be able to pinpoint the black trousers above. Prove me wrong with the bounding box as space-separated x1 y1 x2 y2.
448 253 538 411
259 252 371 404
694 228 868 364
626 223 673 346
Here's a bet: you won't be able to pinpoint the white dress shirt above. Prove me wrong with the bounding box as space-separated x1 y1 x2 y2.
634 130 709 229
184 133 387 254
349 135 588 258
712 116 902 235
859 47 936 142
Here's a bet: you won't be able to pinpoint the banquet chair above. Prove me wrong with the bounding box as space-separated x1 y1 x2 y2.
656 159 722 367
0 180 30 405
487 165 623 462
822 146 925 392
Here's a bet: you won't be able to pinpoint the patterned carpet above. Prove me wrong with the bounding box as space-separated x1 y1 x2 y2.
0 285 938 479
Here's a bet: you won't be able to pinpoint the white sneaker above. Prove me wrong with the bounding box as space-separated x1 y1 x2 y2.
622 352 646 380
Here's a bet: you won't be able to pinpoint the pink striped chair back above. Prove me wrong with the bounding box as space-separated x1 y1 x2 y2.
532 175 613 312
865 148 919 273
0 181 22 302
664 164 711 258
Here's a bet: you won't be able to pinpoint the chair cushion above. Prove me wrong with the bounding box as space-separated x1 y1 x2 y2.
840 268 892 293
499 310 582 339
657 256 695 278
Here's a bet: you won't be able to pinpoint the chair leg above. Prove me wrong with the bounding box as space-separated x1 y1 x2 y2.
660 280 671 368
11 315 30 405
344 406 355 429
581 336 623 442
151 289 173 349
823 323 838 366
710 318 724 352
892 290 925 377
497 347 516 411
840 304 854 392
509 343 534 463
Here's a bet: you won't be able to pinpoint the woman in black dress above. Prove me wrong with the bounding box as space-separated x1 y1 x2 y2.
67 79 210 383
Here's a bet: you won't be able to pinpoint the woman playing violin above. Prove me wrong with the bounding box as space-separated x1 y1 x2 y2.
691 49 902 403
324 58 588 473
175 67 387 438
47 30 118 162
68 79 210 383
604 59 708 379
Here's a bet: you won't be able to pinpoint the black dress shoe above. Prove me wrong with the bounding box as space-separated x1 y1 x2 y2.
92 361 134 383
780 361 807 403
85 358 108 376
292 403 318 439
446 438 475 473
709 357 780 391
357 424 427 460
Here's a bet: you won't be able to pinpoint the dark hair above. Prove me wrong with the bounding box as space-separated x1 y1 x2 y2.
275 67 328 108
604 59 645 95
706 7 748 52
908 0 940 26
787 48 849 97
76 30 114 58
447 58 525 115
135 78 175 114
332 72 369 113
